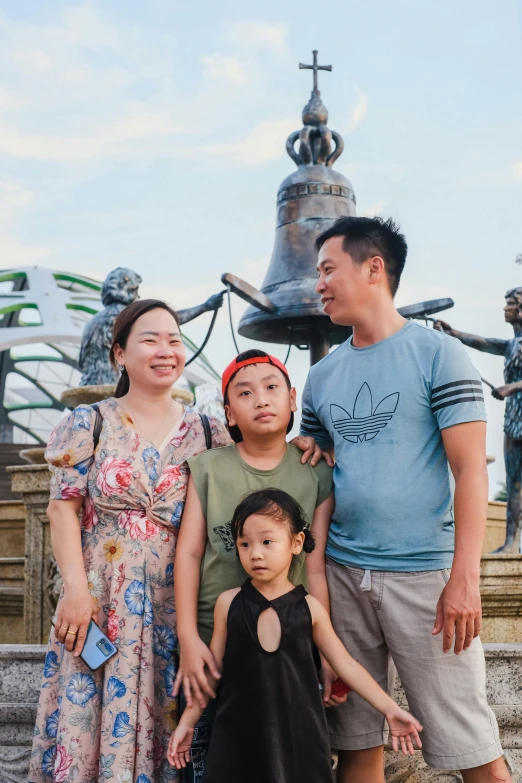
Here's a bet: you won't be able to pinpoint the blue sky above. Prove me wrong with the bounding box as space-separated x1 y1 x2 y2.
0 0 521 493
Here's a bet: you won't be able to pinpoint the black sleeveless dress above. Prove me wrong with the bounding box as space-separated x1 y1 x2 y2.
203 580 333 783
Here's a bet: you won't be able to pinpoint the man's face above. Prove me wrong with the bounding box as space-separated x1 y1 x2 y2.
504 297 522 324
315 236 369 326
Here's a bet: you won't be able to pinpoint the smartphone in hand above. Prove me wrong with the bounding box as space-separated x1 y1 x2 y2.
51 618 117 671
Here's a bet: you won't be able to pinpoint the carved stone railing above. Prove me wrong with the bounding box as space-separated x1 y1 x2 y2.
0 501 26 645
6 466 55 645
384 644 522 781
480 555 522 643
0 645 520 783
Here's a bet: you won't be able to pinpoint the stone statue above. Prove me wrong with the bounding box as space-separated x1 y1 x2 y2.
79 267 224 386
435 287 522 553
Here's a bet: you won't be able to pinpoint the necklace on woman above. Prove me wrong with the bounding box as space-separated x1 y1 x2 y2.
123 401 181 449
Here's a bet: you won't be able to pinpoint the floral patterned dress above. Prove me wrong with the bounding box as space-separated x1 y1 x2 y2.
29 398 229 783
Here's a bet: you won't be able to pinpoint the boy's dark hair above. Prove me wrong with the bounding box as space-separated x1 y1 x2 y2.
231 488 315 554
224 349 293 443
315 216 408 296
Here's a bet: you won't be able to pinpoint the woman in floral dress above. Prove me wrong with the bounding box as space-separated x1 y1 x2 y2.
28 300 229 783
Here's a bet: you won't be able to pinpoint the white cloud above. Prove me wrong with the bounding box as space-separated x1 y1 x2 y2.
199 117 295 166
346 89 369 133
513 162 522 180
0 104 183 162
200 54 249 86
227 21 289 58
0 8 295 166
0 236 53 268
0 181 35 212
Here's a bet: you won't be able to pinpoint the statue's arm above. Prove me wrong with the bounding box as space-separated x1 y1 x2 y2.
433 321 508 356
177 292 224 325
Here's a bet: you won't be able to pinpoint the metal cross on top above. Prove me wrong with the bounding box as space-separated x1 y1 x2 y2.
299 49 332 93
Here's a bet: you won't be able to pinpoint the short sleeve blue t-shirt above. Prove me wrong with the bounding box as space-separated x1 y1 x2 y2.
300 321 486 571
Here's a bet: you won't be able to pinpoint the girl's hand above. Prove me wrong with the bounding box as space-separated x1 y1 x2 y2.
385 706 423 757
173 636 221 708
320 658 348 708
54 586 99 656
167 723 196 769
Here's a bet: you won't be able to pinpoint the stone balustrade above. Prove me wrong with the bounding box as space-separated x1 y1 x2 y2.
0 501 26 645
5 466 54 645
0 644 520 783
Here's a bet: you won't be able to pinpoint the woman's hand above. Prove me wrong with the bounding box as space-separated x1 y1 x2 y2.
167 722 196 769
173 635 221 708
54 586 98 656
385 705 423 756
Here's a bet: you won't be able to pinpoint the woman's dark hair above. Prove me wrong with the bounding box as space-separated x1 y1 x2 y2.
109 299 180 397
224 349 294 443
231 488 315 554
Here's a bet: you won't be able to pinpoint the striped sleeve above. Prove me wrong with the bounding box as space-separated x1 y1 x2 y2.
299 374 334 448
430 336 487 430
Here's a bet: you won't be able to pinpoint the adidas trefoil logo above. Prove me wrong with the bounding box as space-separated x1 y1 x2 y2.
331 383 399 444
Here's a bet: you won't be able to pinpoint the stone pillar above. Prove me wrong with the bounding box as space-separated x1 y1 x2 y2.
480 555 522 643
0 501 26 644
7 465 54 645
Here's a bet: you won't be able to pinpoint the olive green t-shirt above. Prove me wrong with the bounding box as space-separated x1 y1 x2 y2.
187 443 333 645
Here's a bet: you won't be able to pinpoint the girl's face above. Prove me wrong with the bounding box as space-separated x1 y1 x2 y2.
236 512 304 583
113 308 186 393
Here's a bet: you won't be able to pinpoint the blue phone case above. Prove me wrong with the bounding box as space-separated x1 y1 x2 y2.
80 621 117 671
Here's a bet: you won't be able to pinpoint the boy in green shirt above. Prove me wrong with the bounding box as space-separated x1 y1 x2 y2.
173 349 333 780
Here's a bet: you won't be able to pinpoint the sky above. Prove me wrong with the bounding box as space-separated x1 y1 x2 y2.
0 0 521 495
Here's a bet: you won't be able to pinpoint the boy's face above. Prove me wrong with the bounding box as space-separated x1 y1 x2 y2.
237 512 304 583
225 363 297 441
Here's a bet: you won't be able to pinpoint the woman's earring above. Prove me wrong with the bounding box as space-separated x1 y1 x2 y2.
118 364 125 373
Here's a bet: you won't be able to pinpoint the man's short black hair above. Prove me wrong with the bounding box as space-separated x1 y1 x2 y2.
224 349 293 443
315 216 408 296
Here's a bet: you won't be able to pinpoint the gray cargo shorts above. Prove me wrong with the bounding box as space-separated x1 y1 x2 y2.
326 557 503 770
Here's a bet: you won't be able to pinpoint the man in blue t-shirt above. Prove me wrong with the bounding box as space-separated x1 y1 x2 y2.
295 217 509 782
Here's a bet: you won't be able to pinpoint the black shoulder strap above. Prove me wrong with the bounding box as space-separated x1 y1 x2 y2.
91 403 103 450
199 413 212 451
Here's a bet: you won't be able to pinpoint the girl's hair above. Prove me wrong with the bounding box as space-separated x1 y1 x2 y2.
230 488 315 554
109 299 180 398
224 349 294 443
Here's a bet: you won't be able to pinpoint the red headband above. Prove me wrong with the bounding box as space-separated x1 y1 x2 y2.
222 354 290 397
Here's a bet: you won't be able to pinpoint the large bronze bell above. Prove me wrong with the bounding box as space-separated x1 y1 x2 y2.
230 52 453 365
238 51 354 364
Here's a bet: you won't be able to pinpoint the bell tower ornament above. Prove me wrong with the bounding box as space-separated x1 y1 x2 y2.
237 50 356 364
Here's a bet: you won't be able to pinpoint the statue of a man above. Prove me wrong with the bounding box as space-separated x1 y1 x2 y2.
435 287 522 553
79 267 224 386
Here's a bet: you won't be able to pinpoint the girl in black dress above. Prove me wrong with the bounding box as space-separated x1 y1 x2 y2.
168 489 422 782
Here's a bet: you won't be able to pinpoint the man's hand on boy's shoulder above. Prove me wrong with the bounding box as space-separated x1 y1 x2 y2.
291 436 335 468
